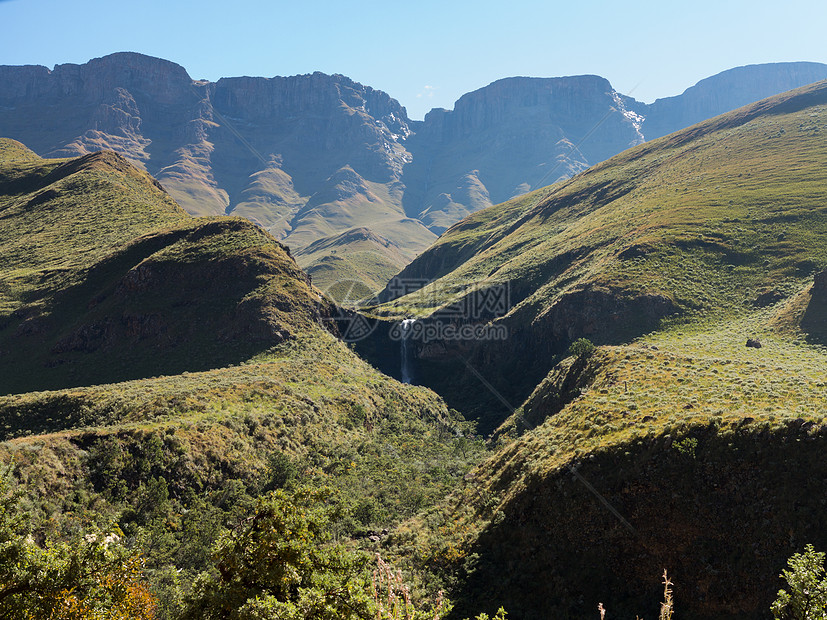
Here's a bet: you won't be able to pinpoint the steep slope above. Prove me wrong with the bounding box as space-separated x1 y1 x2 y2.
0 138 336 394
769 268 827 344
382 82 827 619
0 53 421 249
372 80 827 431
399 318 827 619
3 54 825 289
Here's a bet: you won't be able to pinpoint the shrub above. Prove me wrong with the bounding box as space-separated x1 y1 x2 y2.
181 487 373 620
772 544 827 619
0 462 156 619
567 338 596 359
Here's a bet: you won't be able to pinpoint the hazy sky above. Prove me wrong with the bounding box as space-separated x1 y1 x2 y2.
1 0 826 119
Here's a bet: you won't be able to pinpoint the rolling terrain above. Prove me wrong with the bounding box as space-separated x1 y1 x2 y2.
0 138 337 394
2 66 827 619
0 137 482 615
373 79 827 430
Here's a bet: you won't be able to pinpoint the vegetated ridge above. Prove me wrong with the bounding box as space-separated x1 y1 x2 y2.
0 137 482 616
0 138 338 394
373 79 827 431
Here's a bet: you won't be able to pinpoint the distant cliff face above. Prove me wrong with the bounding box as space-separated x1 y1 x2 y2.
2 54 826 279
0 53 422 253
641 62 827 139
402 75 645 230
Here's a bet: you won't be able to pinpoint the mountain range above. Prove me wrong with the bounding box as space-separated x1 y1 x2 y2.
2 53 826 294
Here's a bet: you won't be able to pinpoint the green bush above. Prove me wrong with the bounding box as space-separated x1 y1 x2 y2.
567 338 596 359
772 544 827 619
181 487 373 620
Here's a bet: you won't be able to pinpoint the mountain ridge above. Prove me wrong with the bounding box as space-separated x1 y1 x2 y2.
0 137 342 395
2 54 827 290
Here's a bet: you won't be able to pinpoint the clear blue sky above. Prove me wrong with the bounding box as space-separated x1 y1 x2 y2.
1 0 826 120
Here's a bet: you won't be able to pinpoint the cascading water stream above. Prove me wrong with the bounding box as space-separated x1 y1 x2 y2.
400 318 416 384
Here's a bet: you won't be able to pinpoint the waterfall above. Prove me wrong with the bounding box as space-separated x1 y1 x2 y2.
400 318 416 384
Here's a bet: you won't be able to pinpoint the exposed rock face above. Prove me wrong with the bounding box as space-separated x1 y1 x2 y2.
0 52 422 254
642 62 827 139
814 269 827 294
2 54 826 270
402 76 643 227
801 269 827 343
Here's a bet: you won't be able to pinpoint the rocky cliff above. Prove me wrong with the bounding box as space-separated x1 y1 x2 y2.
642 61 827 139
401 75 643 230
0 53 425 251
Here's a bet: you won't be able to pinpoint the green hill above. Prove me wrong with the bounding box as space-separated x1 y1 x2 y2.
0 139 341 394
372 80 827 431
395 311 827 618
371 82 827 618
295 226 415 303
0 138 482 615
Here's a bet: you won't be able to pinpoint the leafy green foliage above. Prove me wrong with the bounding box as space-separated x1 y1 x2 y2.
672 437 698 459
0 462 156 619
182 487 373 620
772 545 827 619
0 331 484 616
567 338 596 359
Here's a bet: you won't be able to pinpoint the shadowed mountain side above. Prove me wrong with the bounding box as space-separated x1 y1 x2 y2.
769 269 827 345
393 301 827 618
401 75 641 226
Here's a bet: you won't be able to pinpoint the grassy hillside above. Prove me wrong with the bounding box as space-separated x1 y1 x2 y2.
295 226 413 302
366 80 827 619
371 80 827 430
1 330 482 617
0 139 343 394
0 140 188 316
0 332 476 525
0 138 482 616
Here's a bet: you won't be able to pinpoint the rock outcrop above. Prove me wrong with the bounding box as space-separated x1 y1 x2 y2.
801 269 827 343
